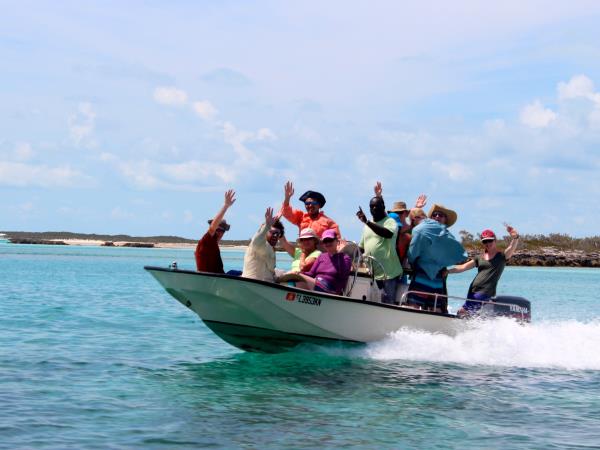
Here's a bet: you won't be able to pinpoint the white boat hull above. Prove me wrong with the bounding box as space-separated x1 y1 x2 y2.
146 267 463 352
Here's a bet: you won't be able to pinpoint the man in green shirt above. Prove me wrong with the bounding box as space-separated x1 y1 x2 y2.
357 196 403 304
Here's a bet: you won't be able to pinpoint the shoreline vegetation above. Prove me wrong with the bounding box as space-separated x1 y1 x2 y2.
2 230 600 268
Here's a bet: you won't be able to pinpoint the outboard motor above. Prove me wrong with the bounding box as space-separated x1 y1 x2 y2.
480 296 531 323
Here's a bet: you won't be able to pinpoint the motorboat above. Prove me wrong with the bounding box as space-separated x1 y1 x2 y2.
145 257 531 353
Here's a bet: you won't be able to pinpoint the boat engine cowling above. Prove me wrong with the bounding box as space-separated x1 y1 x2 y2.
480 296 531 322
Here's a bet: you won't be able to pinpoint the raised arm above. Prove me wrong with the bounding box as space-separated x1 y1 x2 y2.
207 189 236 236
504 224 520 260
356 206 393 238
278 234 295 257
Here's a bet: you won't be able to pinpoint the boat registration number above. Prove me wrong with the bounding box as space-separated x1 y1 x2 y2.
285 292 322 307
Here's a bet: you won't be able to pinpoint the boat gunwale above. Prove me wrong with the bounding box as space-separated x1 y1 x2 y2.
144 265 458 320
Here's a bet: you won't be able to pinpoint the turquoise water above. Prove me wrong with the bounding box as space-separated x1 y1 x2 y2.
1 243 600 449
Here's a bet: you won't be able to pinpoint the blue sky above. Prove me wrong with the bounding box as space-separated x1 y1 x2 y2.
2 1 600 240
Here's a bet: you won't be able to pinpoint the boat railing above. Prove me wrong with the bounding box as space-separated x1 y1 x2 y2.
399 290 529 320
342 241 363 296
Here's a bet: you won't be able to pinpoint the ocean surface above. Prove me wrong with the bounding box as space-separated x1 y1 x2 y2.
1 243 599 449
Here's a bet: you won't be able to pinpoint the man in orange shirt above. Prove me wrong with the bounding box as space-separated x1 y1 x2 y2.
279 181 340 238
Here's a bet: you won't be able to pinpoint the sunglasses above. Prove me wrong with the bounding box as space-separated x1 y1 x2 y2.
322 238 336 244
432 211 446 218
482 239 495 244
270 230 282 237
304 201 320 206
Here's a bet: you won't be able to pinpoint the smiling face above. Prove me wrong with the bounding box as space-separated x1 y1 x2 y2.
267 227 281 247
431 210 448 225
482 239 497 252
304 197 321 216
298 237 317 253
322 237 338 255
369 197 386 221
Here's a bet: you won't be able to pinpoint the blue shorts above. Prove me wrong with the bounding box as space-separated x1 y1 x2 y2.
463 292 491 312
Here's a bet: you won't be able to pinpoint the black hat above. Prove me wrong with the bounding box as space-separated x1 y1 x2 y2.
207 219 231 231
299 190 326 207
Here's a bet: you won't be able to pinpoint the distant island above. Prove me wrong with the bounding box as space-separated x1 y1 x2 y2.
2 230 599 268
0 231 250 249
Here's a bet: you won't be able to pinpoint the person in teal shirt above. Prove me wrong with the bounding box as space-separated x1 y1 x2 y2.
407 204 466 312
357 196 403 304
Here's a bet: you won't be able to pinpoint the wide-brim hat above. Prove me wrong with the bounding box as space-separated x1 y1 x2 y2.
388 201 408 214
207 219 230 231
299 190 326 207
428 204 457 228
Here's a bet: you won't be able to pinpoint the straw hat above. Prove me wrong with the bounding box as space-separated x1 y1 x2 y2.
427 204 458 227
388 201 409 214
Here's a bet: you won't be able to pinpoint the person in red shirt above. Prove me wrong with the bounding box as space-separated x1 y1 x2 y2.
195 189 236 273
279 181 340 238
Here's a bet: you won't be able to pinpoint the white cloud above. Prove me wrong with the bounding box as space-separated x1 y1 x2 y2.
222 122 258 164
68 102 97 147
558 74 595 100
520 100 557 128
192 100 218 120
0 162 92 188
153 86 188 106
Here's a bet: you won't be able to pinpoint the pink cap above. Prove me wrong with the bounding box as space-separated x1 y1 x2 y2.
321 229 337 240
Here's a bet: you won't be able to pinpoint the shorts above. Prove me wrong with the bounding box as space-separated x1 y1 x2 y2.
406 279 448 312
462 292 492 313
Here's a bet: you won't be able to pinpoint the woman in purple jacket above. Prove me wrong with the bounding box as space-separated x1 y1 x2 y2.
298 229 352 295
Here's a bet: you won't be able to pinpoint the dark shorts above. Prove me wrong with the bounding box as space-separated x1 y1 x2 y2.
463 292 492 312
407 279 447 312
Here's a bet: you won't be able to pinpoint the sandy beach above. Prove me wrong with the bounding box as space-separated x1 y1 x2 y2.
54 239 248 250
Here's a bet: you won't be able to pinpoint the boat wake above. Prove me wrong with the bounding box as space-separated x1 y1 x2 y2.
358 318 600 371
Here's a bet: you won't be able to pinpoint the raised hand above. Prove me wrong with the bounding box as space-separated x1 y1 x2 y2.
373 181 382 198
224 189 236 208
265 207 275 227
504 222 519 238
415 194 427 209
356 206 368 223
283 181 295 203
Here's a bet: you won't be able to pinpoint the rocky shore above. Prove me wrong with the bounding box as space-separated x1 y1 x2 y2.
467 247 600 268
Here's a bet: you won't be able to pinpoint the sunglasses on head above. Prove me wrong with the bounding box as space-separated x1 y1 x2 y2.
304 201 319 206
